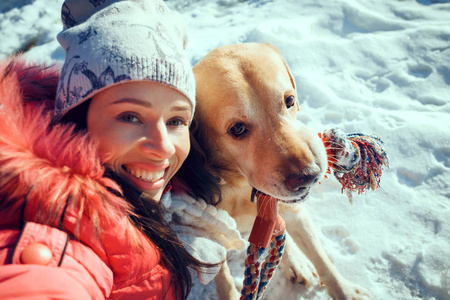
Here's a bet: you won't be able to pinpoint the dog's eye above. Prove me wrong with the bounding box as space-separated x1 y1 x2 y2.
228 123 247 139
285 95 296 109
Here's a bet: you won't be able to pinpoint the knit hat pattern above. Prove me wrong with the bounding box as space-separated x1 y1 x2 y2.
54 0 195 121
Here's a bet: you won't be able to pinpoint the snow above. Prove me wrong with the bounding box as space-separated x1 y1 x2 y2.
1 0 449 299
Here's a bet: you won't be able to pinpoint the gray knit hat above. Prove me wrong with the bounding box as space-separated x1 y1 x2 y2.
54 0 195 121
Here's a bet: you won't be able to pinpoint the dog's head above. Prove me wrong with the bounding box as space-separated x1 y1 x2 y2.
192 43 327 203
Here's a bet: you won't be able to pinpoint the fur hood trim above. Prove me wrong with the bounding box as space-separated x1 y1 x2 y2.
0 57 131 235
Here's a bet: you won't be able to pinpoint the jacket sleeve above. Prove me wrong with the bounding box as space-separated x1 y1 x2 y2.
0 222 113 299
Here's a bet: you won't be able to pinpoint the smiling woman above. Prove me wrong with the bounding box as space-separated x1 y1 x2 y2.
0 0 224 299
87 81 192 200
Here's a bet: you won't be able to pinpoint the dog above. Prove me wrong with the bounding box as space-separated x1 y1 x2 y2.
190 43 370 300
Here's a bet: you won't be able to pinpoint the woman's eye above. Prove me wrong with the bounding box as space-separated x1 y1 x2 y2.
285 95 296 109
167 118 186 127
119 113 141 124
228 122 247 139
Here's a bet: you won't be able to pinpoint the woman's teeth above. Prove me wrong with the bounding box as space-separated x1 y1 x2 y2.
124 166 165 183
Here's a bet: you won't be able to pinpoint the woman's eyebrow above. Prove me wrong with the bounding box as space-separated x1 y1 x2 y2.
171 105 191 112
110 99 191 112
111 98 152 108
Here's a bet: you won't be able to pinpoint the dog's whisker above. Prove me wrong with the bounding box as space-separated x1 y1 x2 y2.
258 197 277 216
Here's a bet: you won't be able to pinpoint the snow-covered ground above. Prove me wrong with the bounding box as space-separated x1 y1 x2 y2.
1 0 449 299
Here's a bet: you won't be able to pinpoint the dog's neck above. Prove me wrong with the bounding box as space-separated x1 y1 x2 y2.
220 182 252 201
217 181 257 232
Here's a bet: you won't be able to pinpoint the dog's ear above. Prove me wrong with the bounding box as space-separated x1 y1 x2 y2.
281 58 300 112
175 119 222 206
282 59 296 91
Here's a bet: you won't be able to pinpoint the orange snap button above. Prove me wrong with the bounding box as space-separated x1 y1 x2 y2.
20 243 52 265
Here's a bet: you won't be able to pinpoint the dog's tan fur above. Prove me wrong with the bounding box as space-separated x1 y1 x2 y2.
192 43 370 299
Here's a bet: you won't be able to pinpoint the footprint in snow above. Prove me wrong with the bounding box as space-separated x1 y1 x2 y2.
322 225 360 255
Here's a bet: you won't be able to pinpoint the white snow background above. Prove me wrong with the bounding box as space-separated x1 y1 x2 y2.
1 0 449 299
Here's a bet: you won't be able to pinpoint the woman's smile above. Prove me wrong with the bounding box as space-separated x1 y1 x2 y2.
123 165 166 184
121 163 168 192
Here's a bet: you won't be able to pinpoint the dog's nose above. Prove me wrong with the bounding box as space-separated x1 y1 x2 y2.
285 172 319 192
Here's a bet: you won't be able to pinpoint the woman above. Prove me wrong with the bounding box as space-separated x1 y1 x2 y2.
0 0 241 299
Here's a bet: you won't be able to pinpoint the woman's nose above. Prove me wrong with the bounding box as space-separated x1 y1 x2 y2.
140 122 176 159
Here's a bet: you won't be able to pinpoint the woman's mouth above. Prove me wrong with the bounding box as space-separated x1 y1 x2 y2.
123 165 165 183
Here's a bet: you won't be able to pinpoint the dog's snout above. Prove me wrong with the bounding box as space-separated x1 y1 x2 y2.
285 172 320 192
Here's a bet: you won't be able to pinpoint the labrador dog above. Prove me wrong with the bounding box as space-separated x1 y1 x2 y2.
191 43 370 300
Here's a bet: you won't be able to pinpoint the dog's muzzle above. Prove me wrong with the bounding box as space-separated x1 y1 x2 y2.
250 187 310 204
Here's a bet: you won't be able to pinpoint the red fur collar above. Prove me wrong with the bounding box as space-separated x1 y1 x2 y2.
0 57 130 233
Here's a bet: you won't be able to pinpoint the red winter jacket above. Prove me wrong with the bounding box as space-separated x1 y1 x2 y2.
0 57 176 299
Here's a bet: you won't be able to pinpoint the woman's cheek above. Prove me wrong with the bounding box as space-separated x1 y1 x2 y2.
96 126 130 163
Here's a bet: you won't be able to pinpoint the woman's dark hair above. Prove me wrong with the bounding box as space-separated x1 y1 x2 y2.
106 171 216 300
60 100 90 131
176 128 222 206
60 100 220 300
